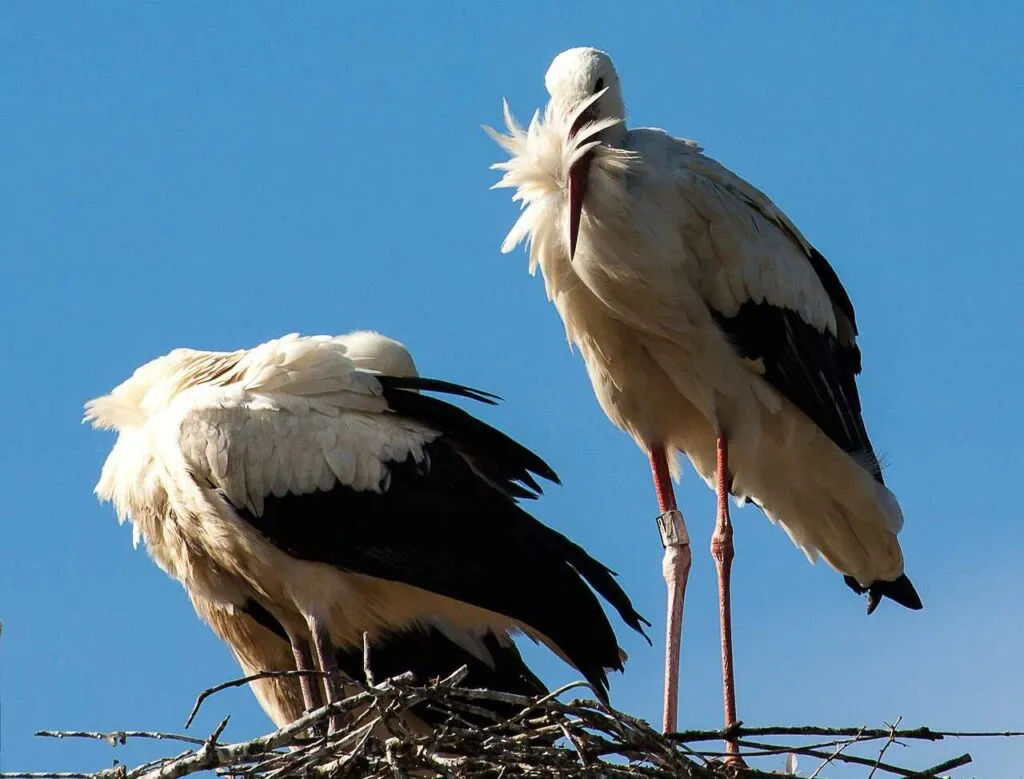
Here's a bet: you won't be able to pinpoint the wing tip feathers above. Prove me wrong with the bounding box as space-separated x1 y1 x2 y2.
844 573 923 614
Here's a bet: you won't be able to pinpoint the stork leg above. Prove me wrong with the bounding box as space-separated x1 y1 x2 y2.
308 615 346 734
289 636 326 737
711 433 742 763
650 445 691 734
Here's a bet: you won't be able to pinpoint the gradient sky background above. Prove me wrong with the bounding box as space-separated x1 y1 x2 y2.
2 3 1022 776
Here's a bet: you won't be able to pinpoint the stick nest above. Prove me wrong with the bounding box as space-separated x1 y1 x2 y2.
5 664 1019 779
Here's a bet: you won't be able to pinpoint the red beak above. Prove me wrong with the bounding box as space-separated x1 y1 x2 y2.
568 153 592 262
569 91 606 261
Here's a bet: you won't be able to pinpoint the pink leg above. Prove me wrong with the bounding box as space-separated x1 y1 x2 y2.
292 639 323 713
308 615 346 734
650 446 691 734
286 632 326 737
711 434 742 763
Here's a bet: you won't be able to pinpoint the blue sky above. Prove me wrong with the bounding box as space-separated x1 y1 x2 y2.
2 3 1022 775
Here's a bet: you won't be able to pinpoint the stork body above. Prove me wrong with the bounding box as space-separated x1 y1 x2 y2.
182 332 546 729
489 48 921 747
88 330 648 731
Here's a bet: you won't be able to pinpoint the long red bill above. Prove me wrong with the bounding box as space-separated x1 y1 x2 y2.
566 102 599 262
567 152 592 262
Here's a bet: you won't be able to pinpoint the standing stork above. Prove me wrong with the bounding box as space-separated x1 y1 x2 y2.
87 330 649 732
488 47 922 749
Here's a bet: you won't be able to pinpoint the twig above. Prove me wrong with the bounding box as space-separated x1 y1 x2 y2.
670 725 948 743
807 728 865 779
244 735 324 774
905 753 973 777
204 718 230 748
35 731 205 747
363 631 376 687
0 775 117 779
434 665 469 688
184 669 327 728
558 721 588 767
498 680 597 726
131 752 191 778
868 717 903 779
739 738 934 778
131 692 378 779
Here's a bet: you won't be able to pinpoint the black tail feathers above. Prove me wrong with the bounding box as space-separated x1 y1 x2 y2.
844 573 923 614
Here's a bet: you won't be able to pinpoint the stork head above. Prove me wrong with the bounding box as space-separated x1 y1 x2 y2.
339 330 419 378
545 48 625 262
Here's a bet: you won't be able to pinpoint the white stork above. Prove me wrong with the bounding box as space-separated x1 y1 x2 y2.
488 47 921 748
183 332 561 730
87 330 649 732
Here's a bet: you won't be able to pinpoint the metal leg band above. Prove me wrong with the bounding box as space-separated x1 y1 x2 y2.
656 509 689 548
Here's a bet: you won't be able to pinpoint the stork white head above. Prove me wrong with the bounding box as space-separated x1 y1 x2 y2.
544 47 626 261
545 47 625 126
340 330 418 378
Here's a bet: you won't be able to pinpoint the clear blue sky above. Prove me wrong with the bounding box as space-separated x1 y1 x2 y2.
2 3 1022 775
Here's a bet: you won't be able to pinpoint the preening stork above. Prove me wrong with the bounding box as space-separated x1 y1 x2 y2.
181 333 553 730
87 330 649 732
488 47 922 747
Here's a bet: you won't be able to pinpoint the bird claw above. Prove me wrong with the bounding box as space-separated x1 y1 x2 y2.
656 509 689 548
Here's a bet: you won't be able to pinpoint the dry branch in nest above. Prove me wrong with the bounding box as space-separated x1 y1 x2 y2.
3 657 1021 779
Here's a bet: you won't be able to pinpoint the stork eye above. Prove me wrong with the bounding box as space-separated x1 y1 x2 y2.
594 77 605 92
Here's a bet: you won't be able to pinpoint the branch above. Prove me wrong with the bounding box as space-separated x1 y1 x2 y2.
867 717 903 779
183 669 327 728
739 738 970 778
906 754 974 777
670 724 950 743
362 630 375 687
35 731 205 747
807 729 864 779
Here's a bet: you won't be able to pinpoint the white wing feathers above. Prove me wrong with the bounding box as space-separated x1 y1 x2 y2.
654 133 837 336
101 333 436 519
176 404 432 517
235 333 386 407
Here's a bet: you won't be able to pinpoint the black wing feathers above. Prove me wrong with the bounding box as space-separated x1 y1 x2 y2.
707 242 924 611
378 377 560 497
376 375 502 405
232 371 646 698
807 246 858 335
235 442 647 700
710 302 882 483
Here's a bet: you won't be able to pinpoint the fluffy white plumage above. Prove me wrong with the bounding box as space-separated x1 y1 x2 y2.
87 329 647 724
92 332 413 728
488 47 916 598
88 332 507 658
